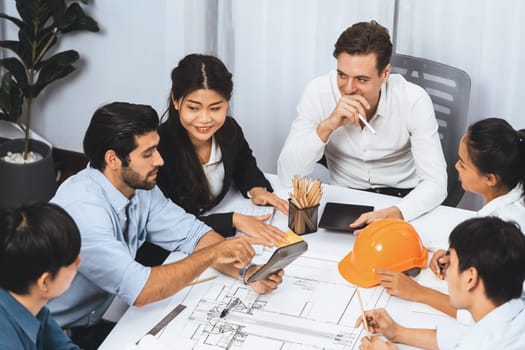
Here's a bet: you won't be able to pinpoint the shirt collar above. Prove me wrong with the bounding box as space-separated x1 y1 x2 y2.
478 184 524 217
204 137 222 166
466 299 524 339
85 166 131 213
0 288 41 344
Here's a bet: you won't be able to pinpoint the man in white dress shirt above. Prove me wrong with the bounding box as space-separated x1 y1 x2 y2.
356 216 525 350
278 21 447 226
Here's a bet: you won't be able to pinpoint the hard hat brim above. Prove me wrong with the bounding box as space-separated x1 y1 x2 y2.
338 251 380 288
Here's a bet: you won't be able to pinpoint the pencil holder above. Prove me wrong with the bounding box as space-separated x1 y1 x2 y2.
288 199 319 235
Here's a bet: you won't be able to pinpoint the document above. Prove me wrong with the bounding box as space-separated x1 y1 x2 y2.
150 255 389 350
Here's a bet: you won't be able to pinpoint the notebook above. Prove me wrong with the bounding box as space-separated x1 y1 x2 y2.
318 202 374 232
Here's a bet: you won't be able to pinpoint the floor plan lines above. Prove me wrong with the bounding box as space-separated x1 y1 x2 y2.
158 255 389 350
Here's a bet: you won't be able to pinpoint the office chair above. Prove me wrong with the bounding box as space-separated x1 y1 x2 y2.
390 53 471 207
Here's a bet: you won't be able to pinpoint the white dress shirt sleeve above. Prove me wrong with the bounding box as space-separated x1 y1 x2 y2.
395 85 447 220
278 75 332 187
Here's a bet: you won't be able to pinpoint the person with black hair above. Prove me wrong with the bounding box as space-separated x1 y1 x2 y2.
49 102 283 349
0 203 81 349
278 20 447 226
157 53 288 245
356 217 525 349
375 117 525 321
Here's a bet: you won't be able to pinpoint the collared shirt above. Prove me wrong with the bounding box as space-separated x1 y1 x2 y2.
202 136 225 199
438 299 525 349
48 167 211 327
0 289 79 350
478 184 525 229
278 71 447 220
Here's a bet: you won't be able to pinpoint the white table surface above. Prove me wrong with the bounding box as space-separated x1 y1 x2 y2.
99 174 475 350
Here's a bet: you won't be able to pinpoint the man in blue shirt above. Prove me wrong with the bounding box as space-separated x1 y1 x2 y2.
0 203 82 350
49 102 283 348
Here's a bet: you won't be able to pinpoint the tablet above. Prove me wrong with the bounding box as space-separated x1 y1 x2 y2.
318 202 374 233
246 240 308 283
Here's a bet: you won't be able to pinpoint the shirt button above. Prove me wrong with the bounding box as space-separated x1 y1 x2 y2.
91 310 96 315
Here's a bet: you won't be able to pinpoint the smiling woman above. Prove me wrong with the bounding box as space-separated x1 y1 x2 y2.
155 54 288 250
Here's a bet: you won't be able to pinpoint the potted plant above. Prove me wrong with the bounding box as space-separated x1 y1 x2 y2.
0 0 99 208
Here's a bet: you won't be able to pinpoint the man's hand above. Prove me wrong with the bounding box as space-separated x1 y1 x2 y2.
375 269 423 301
207 236 267 268
350 206 403 234
249 187 289 215
233 213 288 246
317 95 370 142
355 308 400 342
245 266 284 294
359 336 398 350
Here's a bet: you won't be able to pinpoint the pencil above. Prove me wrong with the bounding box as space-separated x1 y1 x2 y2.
356 287 371 340
188 275 217 287
358 114 377 135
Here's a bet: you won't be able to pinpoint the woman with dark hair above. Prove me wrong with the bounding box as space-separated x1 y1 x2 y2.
157 54 288 245
0 202 81 349
374 117 525 322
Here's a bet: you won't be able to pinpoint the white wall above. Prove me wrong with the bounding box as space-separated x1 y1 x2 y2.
2 0 524 211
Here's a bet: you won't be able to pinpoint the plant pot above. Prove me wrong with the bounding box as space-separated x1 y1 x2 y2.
0 138 56 209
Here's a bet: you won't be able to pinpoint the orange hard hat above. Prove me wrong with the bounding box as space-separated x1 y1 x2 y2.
338 219 428 288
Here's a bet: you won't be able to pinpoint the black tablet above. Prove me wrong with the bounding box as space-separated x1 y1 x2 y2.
318 202 374 233
246 240 308 283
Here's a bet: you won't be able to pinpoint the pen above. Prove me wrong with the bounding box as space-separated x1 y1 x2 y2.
358 114 377 135
220 298 240 318
437 250 450 279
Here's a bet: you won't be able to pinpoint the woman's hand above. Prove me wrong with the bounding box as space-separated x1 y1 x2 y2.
375 269 424 302
233 213 288 246
249 187 289 215
430 249 448 278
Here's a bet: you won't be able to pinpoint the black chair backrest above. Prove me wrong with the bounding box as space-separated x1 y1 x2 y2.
390 53 471 207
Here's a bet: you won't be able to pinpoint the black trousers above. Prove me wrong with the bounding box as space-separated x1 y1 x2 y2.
66 320 115 350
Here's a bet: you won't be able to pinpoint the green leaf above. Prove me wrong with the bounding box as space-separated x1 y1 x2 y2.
58 3 99 33
33 62 76 97
0 13 25 29
35 50 79 71
0 73 24 123
0 58 29 94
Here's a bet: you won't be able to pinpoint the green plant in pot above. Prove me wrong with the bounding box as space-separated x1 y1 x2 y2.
0 0 99 208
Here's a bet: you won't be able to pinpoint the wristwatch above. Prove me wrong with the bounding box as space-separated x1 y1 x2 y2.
239 263 254 285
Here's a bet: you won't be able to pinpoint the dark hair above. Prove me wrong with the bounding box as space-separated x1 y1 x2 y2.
161 54 233 212
465 118 525 195
449 217 525 305
333 20 393 74
83 102 160 171
0 203 81 294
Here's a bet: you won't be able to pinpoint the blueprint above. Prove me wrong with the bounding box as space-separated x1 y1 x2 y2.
157 255 389 350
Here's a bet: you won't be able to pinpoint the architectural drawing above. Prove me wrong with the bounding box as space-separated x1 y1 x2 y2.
158 255 390 350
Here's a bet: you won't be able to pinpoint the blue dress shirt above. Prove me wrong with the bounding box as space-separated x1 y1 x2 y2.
48 167 212 327
0 289 79 350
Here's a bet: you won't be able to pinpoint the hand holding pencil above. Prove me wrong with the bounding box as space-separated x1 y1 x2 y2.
354 308 401 346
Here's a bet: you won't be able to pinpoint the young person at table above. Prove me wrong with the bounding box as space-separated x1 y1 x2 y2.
0 203 81 349
357 217 525 350
376 117 525 320
156 53 288 245
49 102 283 349
278 20 447 226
